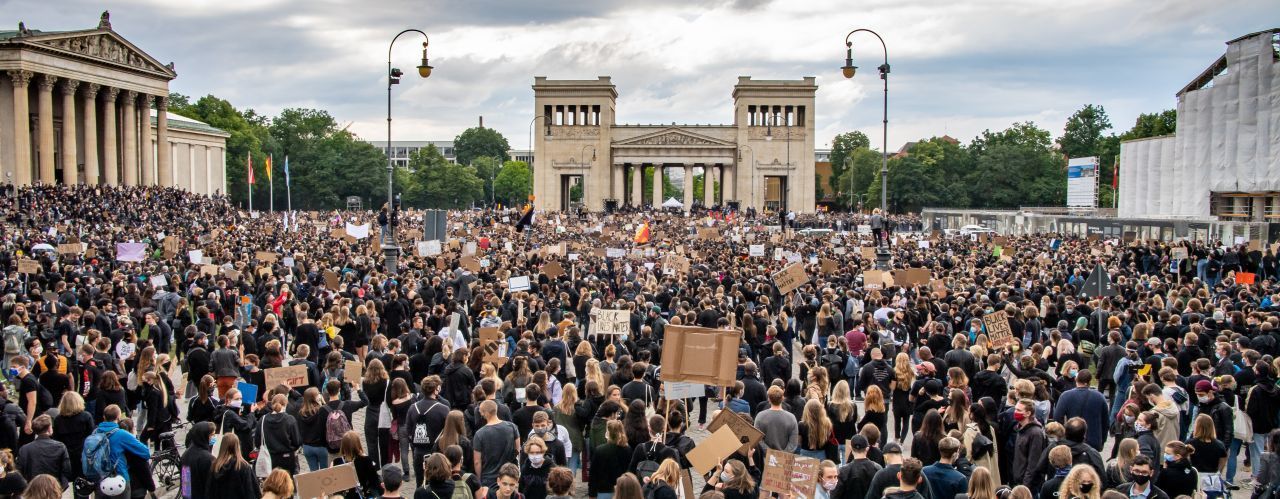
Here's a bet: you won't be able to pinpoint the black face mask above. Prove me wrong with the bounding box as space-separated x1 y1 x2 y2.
1080 483 1094 493
1132 474 1150 485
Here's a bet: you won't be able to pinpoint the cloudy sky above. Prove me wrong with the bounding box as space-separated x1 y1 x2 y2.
7 0 1274 151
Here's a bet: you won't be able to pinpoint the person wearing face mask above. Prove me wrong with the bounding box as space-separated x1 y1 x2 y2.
1013 399 1048 493
1192 380 1233 452
211 387 257 460
179 421 216 499
1112 455 1170 499
703 458 756 499
1133 411 1162 466
518 437 550 499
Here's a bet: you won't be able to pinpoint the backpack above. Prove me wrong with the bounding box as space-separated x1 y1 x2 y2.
821 351 844 377
411 400 444 447
450 474 473 499
326 406 352 450
635 442 661 479
2 326 25 355
82 428 119 481
843 355 859 378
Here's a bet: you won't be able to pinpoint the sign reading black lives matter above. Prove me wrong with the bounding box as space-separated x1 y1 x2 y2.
984 310 1015 349
591 309 630 337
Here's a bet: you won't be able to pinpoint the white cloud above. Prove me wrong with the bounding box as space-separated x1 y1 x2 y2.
5 0 1273 150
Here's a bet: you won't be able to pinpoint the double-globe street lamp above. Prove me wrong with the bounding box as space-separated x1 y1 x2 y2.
841 28 889 213
384 29 432 273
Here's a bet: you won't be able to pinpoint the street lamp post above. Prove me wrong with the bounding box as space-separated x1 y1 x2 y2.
841 28 889 213
845 156 854 213
385 29 432 273
737 144 755 212
527 115 549 206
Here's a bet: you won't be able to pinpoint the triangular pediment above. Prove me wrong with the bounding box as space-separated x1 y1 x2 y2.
23 29 176 79
614 128 735 147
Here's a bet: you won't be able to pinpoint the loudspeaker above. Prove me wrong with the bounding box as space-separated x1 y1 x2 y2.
604 199 618 213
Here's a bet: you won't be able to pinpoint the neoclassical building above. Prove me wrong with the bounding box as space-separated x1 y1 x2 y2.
0 12 228 195
531 76 817 213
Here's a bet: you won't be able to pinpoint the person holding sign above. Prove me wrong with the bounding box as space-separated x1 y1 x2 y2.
703 459 757 498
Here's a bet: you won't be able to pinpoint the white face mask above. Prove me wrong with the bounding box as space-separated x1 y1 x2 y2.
528 454 545 467
823 478 839 491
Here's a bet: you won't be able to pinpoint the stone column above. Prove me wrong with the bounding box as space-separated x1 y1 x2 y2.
723 164 735 203
121 90 137 186
704 165 717 207
683 163 694 211
611 163 623 205
631 164 642 207
102 87 119 186
37 74 57 184
7 70 33 186
139 94 154 185
59 80 79 184
81 83 100 185
157 97 172 187
652 165 663 207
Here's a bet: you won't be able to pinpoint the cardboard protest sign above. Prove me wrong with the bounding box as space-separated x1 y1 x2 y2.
264 365 309 389
542 262 564 279
254 251 278 263
323 270 341 290
17 259 40 274
295 463 358 499
343 360 363 386
163 236 180 254
820 258 839 275
663 254 690 275
460 256 482 273
748 244 765 257
931 279 948 298
771 262 808 295
708 408 765 455
479 327 507 365
200 265 219 277
760 449 820 498
983 310 1015 349
660 325 740 387
1171 247 1188 260
58 243 82 255
686 426 739 475
697 227 719 240
508 275 531 292
893 268 931 287
860 247 876 260
862 269 891 290
591 309 630 337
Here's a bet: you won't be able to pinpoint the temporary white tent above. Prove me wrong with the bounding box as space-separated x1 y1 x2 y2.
662 197 683 209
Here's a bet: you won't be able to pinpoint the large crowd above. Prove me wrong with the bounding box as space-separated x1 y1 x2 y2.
1 184 1279 499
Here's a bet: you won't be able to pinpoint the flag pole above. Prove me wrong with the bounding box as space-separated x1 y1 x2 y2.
269 154 275 212
247 151 253 213
285 155 292 214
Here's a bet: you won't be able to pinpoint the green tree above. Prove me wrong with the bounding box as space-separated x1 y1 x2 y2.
471 156 502 205
828 131 870 195
398 145 483 209
453 127 511 166
1120 110 1176 140
832 148 883 208
494 161 533 207
1058 104 1112 160
166 94 267 208
964 122 1063 209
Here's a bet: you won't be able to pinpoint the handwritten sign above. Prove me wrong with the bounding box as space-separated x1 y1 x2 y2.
264 364 309 389
761 449 820 498
771 262 808 295
295 463 358 499
17 259 40 274
478 327 507 365
343 360 363 387
984 310 1015 349
591 309 630 337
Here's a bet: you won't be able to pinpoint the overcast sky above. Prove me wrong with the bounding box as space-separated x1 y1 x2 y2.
7 0 1274 151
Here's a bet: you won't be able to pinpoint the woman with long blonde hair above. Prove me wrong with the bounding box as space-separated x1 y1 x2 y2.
1058 464 1102 499
798 399 837 462
584 358 606 391
964 466 998 499
891 352 916 442
1103 438 1139 490
859 385 889 446
827 381 858 463
808 365 830 402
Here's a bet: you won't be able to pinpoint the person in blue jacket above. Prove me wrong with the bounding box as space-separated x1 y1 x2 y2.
88 404 151 499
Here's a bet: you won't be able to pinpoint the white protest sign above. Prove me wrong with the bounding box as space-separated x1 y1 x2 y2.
508 275 532 292
188 250 203 264
749 244 765 257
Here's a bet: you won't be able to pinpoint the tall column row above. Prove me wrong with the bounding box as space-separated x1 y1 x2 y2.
3 70 171 188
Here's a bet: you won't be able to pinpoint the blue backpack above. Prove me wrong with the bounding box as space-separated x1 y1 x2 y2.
82 428 119 481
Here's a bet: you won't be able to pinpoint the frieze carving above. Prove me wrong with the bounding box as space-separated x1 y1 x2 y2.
35 35 162 73
549 126 601 139
747 127 805 141
633 132 719 146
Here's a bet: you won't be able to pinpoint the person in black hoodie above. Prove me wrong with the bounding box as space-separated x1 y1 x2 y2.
261 393 303 474
442 349 476 413
325 379 369 454
52 391 94 487
211 387 257 461
180 421 216 499
296 387 332 472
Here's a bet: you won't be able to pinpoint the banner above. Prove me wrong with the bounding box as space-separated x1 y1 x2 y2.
115 242 147 262
345 223 370 240
591 309 630 337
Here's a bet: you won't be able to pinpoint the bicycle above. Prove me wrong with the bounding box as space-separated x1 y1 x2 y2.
149 420 191 489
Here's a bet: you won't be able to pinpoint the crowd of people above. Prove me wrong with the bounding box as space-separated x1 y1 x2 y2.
1 184 1279 499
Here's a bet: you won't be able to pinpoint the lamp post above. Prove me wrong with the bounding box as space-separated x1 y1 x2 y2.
738 144 755 212
841 28 889 213
384 29 432 273
845 156 855 213
528 115 549 206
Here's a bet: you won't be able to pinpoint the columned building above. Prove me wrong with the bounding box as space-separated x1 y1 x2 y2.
531 76 817 213
0 12 228 195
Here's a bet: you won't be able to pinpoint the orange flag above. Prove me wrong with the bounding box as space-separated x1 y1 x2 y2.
634 221 651 244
